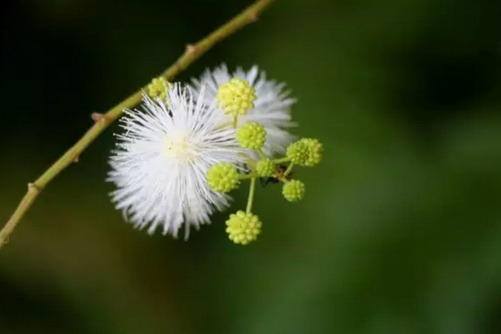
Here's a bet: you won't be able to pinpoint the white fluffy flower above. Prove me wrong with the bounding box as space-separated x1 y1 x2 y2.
108 83 243 238
190 64 296 156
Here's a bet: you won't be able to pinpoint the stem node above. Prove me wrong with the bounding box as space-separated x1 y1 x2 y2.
91 112 106 123
250 11 259 22
185 44 198 54
27 183 41 193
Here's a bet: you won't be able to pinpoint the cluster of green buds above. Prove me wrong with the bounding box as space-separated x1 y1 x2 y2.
207 79 323 246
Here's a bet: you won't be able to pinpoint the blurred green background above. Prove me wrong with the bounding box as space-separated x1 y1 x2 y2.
1 0 501 333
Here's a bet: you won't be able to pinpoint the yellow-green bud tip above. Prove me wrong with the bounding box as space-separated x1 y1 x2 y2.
226 210 262 245
282 179 305 202
147 77 171 100
216 78 256 117
207 163 239 193
255 159 275 177
236 121 267 150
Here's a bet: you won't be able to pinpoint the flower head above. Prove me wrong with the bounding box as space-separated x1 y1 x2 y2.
255 159 275 177
226 210 262 245
190 64 296 156
236 121 267 150
207 162 240 193
216 78 256 117
301 138 323 167
286 138 323 167
282 179 305 202
286 140 309 165
147 77 171 101
108 83 244 238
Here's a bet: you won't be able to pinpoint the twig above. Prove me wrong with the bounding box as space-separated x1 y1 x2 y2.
0 0 276 249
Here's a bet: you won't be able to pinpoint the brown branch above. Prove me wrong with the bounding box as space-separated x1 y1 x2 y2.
0 0 276 248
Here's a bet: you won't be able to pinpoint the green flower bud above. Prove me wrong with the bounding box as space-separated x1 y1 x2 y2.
282 179 305 202
286 140 309 165
226 210 262 245
216 78 256 116
207 163 239 193
147 77 171 100
302 138 323 167
255 159 275 177
236 122 267 150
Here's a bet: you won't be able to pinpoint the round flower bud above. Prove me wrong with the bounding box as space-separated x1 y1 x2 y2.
282 179 305 202
302 138 323 167
147 77 170 100
255 159 275 177
236 122 267 150
226 210 262 245
216 78 256 117
286 140 309 165
207 163 239 193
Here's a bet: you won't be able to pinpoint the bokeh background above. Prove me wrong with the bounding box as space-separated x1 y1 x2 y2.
1 0 501 333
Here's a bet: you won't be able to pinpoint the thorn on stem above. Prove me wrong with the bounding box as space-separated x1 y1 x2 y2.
91 112 106 123
27 183 41 193
186 44 198 54
73 156 80 164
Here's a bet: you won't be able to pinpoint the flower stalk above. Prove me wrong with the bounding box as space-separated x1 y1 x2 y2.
246 178 257 214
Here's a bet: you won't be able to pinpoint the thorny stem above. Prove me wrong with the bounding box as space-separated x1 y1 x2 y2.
0 0 276 249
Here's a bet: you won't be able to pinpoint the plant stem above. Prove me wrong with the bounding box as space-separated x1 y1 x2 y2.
257 148 266 160
239 173 257 180
0 0 276 249
283 162 294 177
246 178 257 213
273 157 290 164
